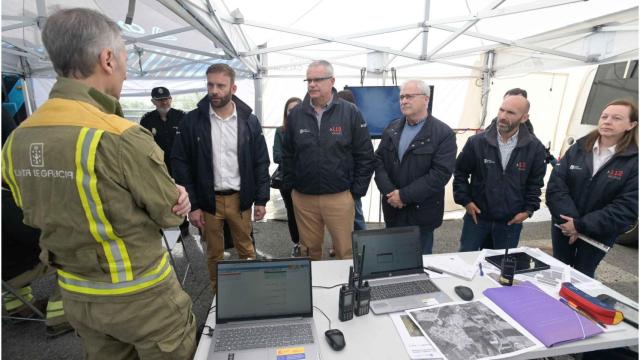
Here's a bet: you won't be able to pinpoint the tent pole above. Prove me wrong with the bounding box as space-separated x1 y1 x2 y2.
254 43 267 123
22 78 37 117
480 50 495 128
254 75 263 123
421 0 431 57
18 57 37 116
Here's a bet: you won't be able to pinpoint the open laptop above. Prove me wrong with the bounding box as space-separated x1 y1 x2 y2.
352 226 451 314
209 258 320 360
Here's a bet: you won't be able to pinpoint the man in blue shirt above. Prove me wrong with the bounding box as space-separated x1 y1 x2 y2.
374 80 457 254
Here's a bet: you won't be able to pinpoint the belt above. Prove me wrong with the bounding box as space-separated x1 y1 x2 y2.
214 189 239 196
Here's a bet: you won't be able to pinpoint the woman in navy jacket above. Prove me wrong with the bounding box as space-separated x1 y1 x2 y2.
546 99 638 278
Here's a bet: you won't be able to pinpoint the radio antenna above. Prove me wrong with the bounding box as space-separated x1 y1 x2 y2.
358 245 366 287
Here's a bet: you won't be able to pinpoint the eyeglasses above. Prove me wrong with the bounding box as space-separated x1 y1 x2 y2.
303 76 332 83
399 93 426 101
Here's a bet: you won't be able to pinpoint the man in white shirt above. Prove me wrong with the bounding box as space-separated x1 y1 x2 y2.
171 64 270 292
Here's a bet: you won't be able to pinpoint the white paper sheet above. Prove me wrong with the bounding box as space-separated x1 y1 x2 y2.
425 254 479 280
390 312 445 360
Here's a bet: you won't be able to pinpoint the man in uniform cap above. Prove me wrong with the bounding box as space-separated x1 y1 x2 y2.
140 87 191 238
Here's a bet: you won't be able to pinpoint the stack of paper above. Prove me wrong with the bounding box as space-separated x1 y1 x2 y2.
484 281 603 347
425 254 479 280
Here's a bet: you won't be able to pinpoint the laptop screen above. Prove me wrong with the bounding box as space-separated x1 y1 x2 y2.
216 258 313 323
352 226 424 280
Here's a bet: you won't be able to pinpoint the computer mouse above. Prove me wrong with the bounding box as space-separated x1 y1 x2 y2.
454 285 474 301
324 328 345 351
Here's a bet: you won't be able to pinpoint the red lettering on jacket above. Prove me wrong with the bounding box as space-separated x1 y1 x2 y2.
607 169 624 180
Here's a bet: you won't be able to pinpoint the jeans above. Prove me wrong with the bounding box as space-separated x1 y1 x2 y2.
459 214 523 252
419 227 434 255
354 197 366 231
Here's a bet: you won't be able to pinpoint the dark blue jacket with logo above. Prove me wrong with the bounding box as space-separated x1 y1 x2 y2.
453 123 547 222
171 95 270 214
282 88 375 197
546 136 638 245
374 115 457 230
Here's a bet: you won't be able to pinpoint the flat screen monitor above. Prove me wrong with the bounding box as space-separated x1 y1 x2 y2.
346 85 434 138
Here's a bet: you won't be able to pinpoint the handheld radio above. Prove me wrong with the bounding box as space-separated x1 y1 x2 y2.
338 267 355 321
354 281 370 316
499 248 516 286
354 245 370 316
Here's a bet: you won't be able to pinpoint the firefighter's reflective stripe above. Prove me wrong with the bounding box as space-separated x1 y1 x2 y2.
46 300 65 319
3 286 34 312
57 252 172 295
2 133 23 207
75 127 133 283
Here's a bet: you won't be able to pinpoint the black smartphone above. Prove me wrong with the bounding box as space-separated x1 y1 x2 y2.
597 294 638 328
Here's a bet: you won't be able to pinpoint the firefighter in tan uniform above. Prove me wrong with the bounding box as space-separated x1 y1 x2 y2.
1 8 196 359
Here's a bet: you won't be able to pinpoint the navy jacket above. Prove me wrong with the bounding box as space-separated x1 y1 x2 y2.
171 95 270 214
140 108 185 173
453 123 547 221
282 89 375 197
546 137 638 245
374 115 457 230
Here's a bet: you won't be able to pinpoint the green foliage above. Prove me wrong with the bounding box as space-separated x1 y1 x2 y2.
120 91 206 122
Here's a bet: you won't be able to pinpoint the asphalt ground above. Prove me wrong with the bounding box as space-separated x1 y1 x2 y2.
2 219 637 359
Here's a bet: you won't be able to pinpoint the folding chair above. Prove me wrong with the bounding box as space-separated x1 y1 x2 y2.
162 229 193 287
1 280 45 323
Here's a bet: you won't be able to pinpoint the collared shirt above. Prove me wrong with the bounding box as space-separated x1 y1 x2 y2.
592 139 616 176
398 117 426 161
497 129 519 170
309 95 333 129
210 102 241 191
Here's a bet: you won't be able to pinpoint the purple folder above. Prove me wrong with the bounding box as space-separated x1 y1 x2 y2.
484 281 603 347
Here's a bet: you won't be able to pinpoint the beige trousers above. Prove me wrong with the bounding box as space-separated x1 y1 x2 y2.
292 190 354 260
202 192 255 292
64 274 196 360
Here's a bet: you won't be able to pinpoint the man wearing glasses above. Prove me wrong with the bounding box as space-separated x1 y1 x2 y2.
282 60 375 260
140 87 191 239
374 80 457 254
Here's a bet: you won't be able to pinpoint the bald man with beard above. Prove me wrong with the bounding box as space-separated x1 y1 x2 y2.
453 95 547 251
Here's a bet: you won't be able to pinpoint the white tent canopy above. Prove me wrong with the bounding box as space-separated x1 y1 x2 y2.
3 0 638 120
2 0 638 220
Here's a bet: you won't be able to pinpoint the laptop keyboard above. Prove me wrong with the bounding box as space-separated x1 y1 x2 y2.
214 323 314 352
370 279 439 301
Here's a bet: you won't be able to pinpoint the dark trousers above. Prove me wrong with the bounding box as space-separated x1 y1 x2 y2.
551 225 607 278
279 188 300 244
179 218 190 236
459 214 523 251
419 228 434 255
